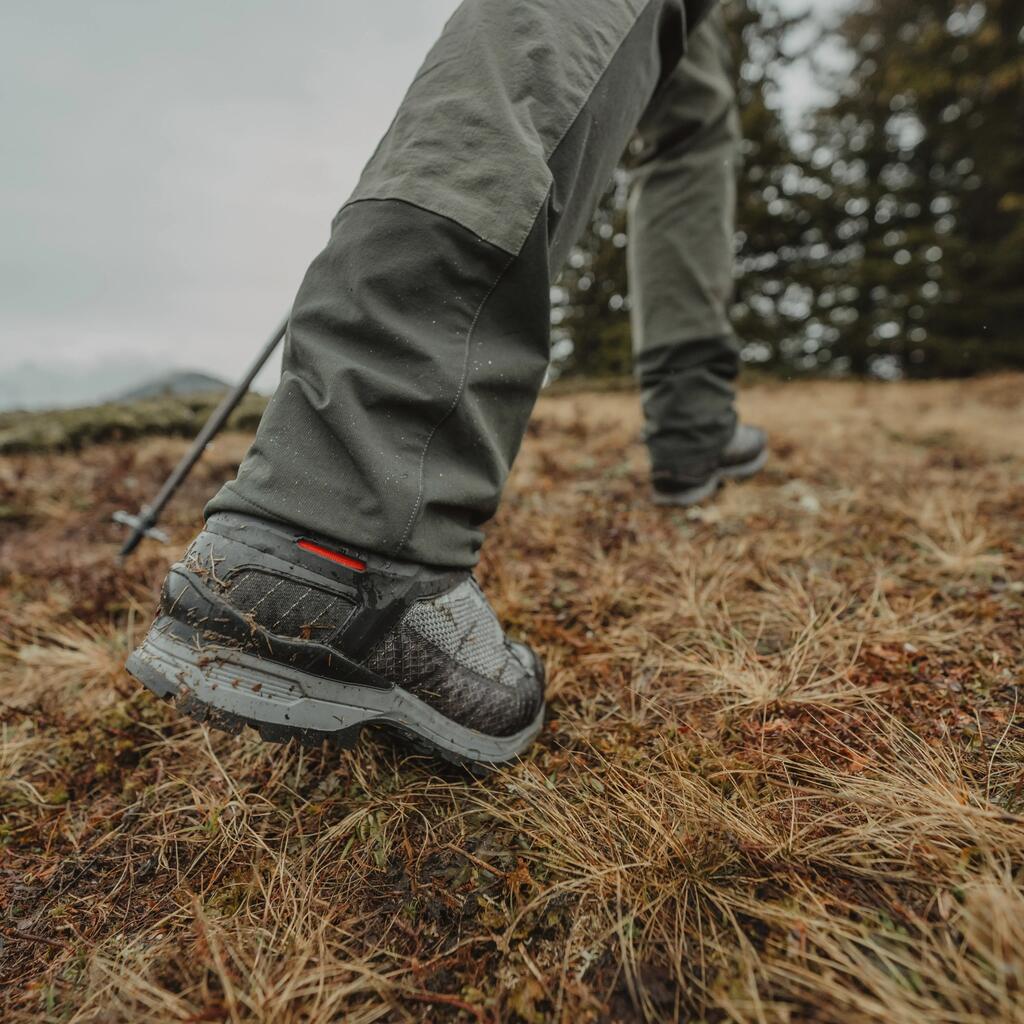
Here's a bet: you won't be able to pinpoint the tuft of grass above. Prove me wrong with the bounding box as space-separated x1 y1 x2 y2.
1 375 1023 1022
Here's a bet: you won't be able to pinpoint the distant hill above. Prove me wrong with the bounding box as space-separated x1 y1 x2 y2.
114 371 229 402
0 358 165 411
0 360 233 412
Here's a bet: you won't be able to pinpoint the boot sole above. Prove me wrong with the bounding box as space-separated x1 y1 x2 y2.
126 618 544 767
652 447 768 508
721 446 769 482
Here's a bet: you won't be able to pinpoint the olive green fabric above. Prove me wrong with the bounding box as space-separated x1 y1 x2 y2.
629 7 742 476
345 0 709 258
210 0 739 568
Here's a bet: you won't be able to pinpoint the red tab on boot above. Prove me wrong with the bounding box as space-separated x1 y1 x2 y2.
296 539 366 572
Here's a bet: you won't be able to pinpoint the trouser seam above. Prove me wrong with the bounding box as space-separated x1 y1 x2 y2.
345 0 667 260
393 246 521 557
340 196 517 258
518 0 665 258
541 0 659 161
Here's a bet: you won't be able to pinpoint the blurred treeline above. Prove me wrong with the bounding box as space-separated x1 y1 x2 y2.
553 0 1024 379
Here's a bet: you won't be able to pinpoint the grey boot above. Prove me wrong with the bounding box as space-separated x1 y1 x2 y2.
652 423 768 507
126 513 545 766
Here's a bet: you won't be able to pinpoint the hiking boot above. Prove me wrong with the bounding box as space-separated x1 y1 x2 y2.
652 423 768 507
126 513 545 766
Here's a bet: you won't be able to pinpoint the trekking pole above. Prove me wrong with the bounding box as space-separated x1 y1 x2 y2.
113 314 289 560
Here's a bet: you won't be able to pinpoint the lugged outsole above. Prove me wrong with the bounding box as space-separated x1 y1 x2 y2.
652 447 769 507
125 622 543 770
719 446 769 482
651 473 722 508
126 650 362 750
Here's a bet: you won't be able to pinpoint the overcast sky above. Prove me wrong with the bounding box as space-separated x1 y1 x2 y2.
1 0 840 395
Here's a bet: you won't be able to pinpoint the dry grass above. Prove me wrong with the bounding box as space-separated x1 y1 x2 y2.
2 375 1023 1023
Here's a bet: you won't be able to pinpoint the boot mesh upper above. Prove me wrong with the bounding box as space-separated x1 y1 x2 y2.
400 579 519 685
220 568 355 642
359 579 541 736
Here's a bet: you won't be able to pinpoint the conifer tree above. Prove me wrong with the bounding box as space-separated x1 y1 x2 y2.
811 0 1024 376
553 0 1024 379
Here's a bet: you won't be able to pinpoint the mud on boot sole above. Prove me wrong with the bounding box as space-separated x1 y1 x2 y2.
126 618 544 767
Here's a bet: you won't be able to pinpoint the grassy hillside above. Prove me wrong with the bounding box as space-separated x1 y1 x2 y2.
0 391 269 455
1 377 1023 1022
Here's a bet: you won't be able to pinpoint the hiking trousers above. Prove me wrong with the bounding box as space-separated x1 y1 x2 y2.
209 0 742 568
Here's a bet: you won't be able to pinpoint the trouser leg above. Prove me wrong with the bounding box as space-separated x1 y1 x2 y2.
627 6 742 481
209 0 714 567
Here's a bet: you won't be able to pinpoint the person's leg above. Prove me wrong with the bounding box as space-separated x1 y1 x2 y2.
208 0 714 569
627 6 754 495
130 0 716 763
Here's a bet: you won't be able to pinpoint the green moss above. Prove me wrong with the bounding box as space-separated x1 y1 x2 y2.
0 392 269 454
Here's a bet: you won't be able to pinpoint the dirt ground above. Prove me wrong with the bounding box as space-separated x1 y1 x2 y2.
2 376 1023 1022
